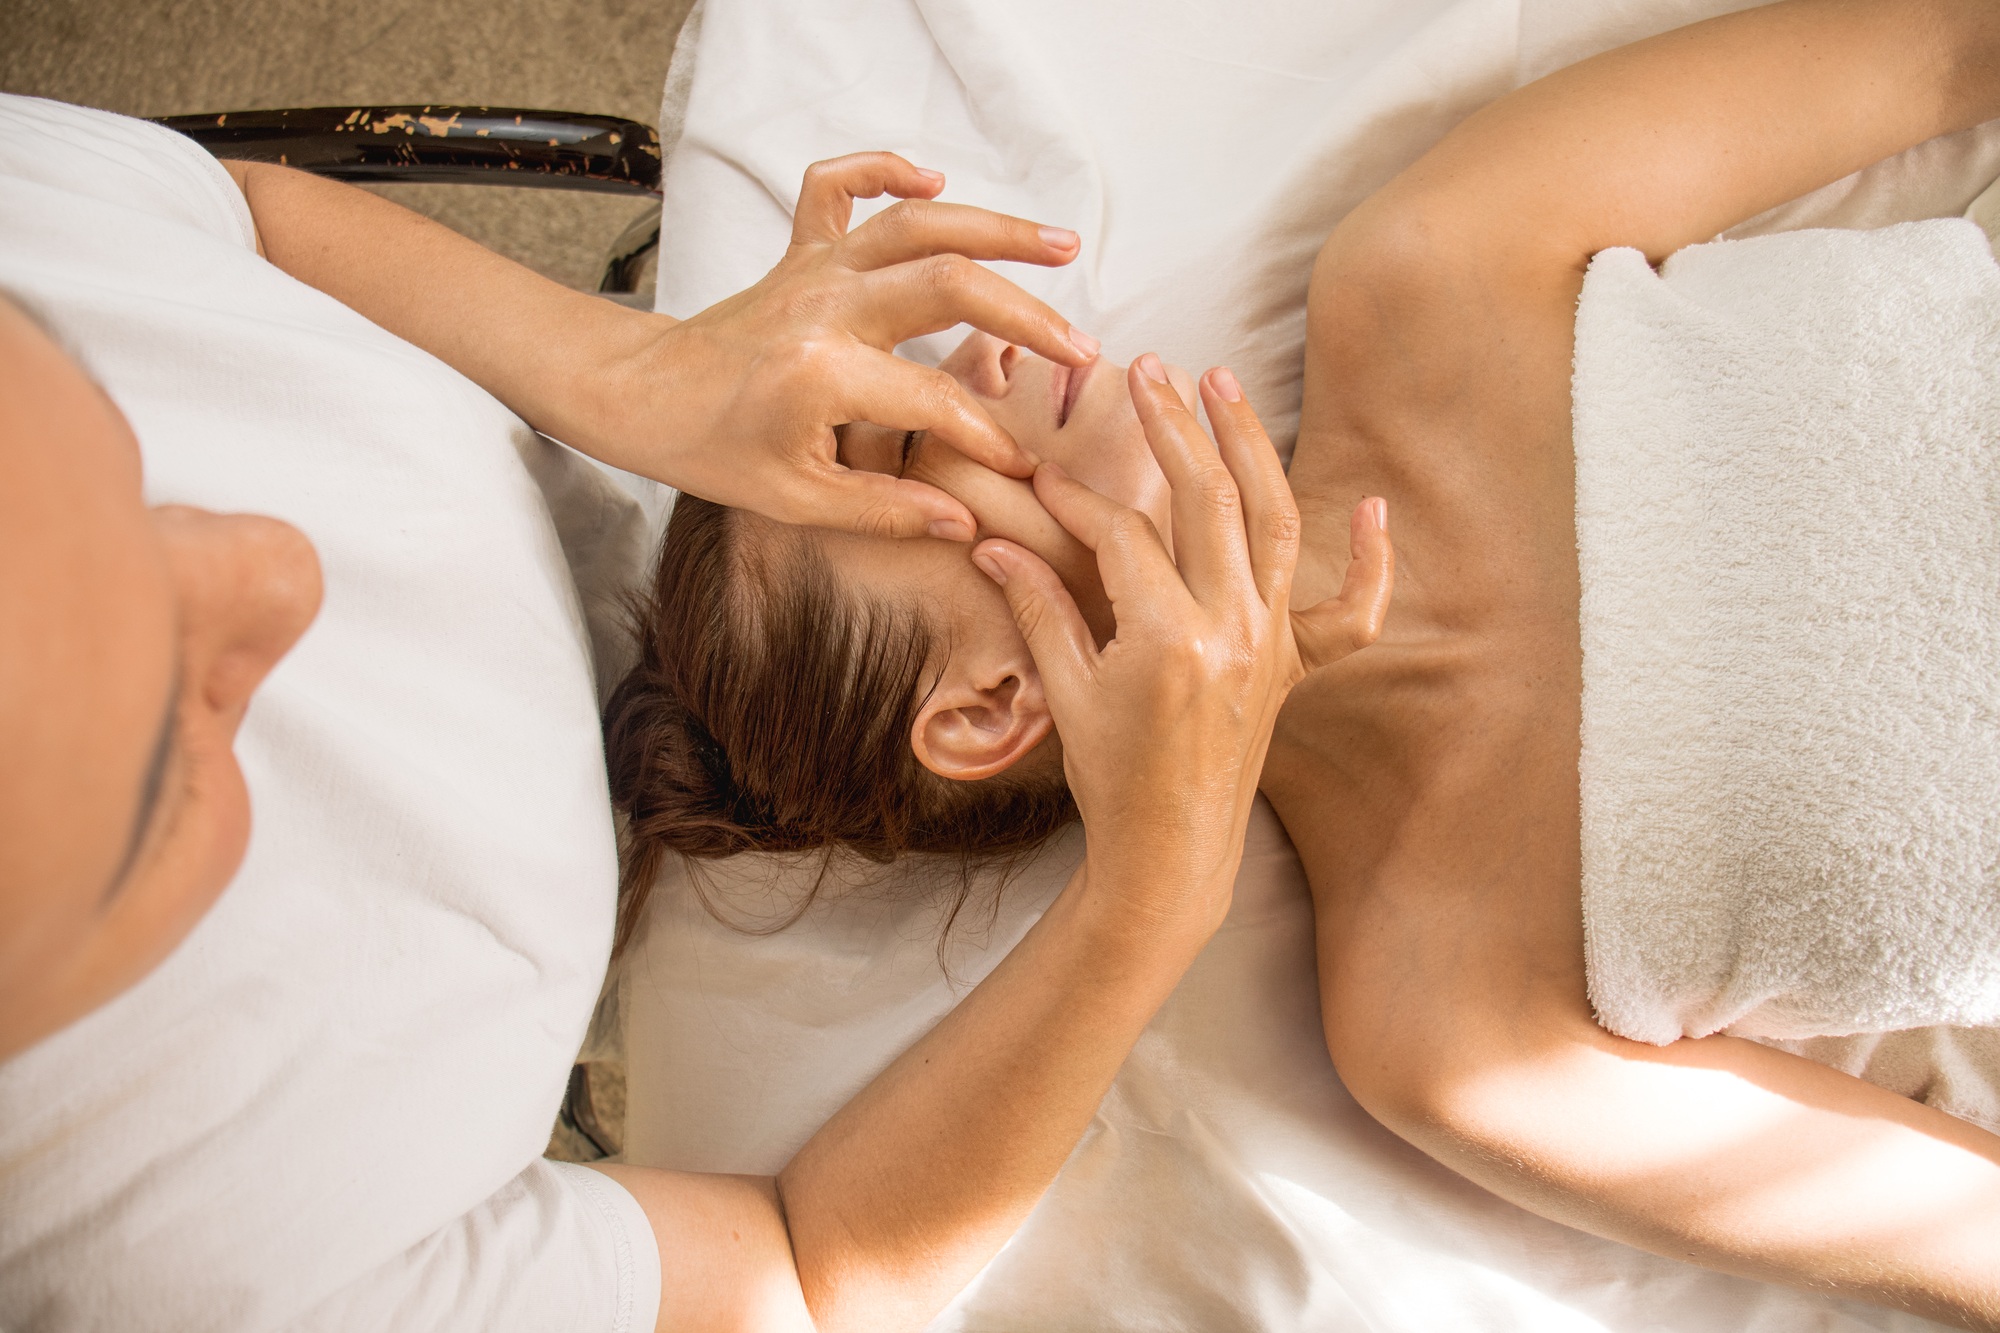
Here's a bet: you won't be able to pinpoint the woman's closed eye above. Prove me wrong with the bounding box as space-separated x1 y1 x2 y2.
835 422 924 477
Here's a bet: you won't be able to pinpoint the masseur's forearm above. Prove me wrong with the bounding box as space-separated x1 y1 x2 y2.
595 856 1228 1333
227 156 1099 540
226 162 655 471
782 857 1225 1332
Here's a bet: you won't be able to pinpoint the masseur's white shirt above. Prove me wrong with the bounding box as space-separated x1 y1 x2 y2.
0 96 660 1332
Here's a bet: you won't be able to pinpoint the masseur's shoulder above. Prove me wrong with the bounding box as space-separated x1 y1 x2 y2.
0 94 255 248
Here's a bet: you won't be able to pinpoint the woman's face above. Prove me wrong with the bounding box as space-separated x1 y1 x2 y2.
818 330 1196 649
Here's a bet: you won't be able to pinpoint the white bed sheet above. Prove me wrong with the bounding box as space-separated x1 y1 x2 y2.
626 1 1996 1327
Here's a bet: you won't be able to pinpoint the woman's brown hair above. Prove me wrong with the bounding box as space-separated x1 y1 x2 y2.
602 495 1075 955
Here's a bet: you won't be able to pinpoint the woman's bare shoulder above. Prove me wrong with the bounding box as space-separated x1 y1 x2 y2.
1289 192 1586 658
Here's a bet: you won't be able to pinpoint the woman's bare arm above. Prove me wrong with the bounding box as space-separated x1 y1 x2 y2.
1291 0 2000 618
1271 1 2000 1326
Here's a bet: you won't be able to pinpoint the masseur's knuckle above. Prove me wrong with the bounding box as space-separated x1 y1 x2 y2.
1260 498 1302 549
1155 631 1210 679
777 279 840 327
914 367 962 418
772 337 841 393
1009 590 1052 641
1100 509 1151 553
879 198 932 238
916 253 975 298
851 498 906 539
1186 465 1242 519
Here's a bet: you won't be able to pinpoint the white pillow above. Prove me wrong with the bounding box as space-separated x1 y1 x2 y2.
0 95 656 1332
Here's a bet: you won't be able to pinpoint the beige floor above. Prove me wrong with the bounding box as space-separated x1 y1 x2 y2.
0 0 695 289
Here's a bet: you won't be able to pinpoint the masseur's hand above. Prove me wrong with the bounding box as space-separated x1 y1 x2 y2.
1291 494 1394 675
971 358 1389 917
594 153 1098 540
226 152 1093 544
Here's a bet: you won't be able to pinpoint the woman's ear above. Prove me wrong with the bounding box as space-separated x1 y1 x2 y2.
910 658 1052 782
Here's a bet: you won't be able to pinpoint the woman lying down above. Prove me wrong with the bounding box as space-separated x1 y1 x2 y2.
609 0 2000 1325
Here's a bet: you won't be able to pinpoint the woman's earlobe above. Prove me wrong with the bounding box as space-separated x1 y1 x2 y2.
910 670 1053 781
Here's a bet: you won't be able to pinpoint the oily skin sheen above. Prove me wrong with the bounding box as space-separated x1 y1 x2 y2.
808 331 1198 783
826 329 1196 651
820 330 1391 786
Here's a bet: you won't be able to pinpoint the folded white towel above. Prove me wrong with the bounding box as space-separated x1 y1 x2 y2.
1574 219 2000 1045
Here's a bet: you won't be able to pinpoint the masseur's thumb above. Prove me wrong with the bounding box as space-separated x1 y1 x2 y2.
801 467 979 542
971 539 1095 698
1292 497 1393 673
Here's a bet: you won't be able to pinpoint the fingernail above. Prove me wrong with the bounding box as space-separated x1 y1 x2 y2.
928 518 975 542
1040 226 1080 251
1370 497 1388 531
1038 460 1069 485
915 167 946 186
1138 352 1167 384
972 550 1008 584
1209 366 1243 403
1068 326 1100 359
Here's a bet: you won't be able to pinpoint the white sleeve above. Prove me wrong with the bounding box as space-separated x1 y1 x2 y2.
292 1162 662 1333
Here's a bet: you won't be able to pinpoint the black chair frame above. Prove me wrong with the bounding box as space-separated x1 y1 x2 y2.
154 105 663 298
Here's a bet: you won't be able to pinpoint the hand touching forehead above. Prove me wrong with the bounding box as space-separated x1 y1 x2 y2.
835 331 1197 645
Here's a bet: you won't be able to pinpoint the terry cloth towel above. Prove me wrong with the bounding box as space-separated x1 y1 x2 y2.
1573 219 2000 1046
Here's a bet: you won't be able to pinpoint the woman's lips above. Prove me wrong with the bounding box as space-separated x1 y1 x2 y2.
1057 356 1095 428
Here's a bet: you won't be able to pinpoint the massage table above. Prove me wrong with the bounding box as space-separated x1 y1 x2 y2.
612 1 2000 1328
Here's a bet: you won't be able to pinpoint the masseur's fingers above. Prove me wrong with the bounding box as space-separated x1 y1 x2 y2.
1031 462 1187 626
777 461 978 542
842 198 1080 273
790 152 944 245
1199 366 1299 608
1127 355 1253 607
971 539 1098 703
857 256 1096 368
1292 498 1394 673
836 347 1038 479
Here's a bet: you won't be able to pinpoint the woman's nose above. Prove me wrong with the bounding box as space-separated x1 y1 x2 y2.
151 506 322 723
940 329 1019 398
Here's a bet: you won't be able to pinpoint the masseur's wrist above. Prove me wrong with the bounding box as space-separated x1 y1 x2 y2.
500 292 695 480
234 161 699 482
1075 844 1238 944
